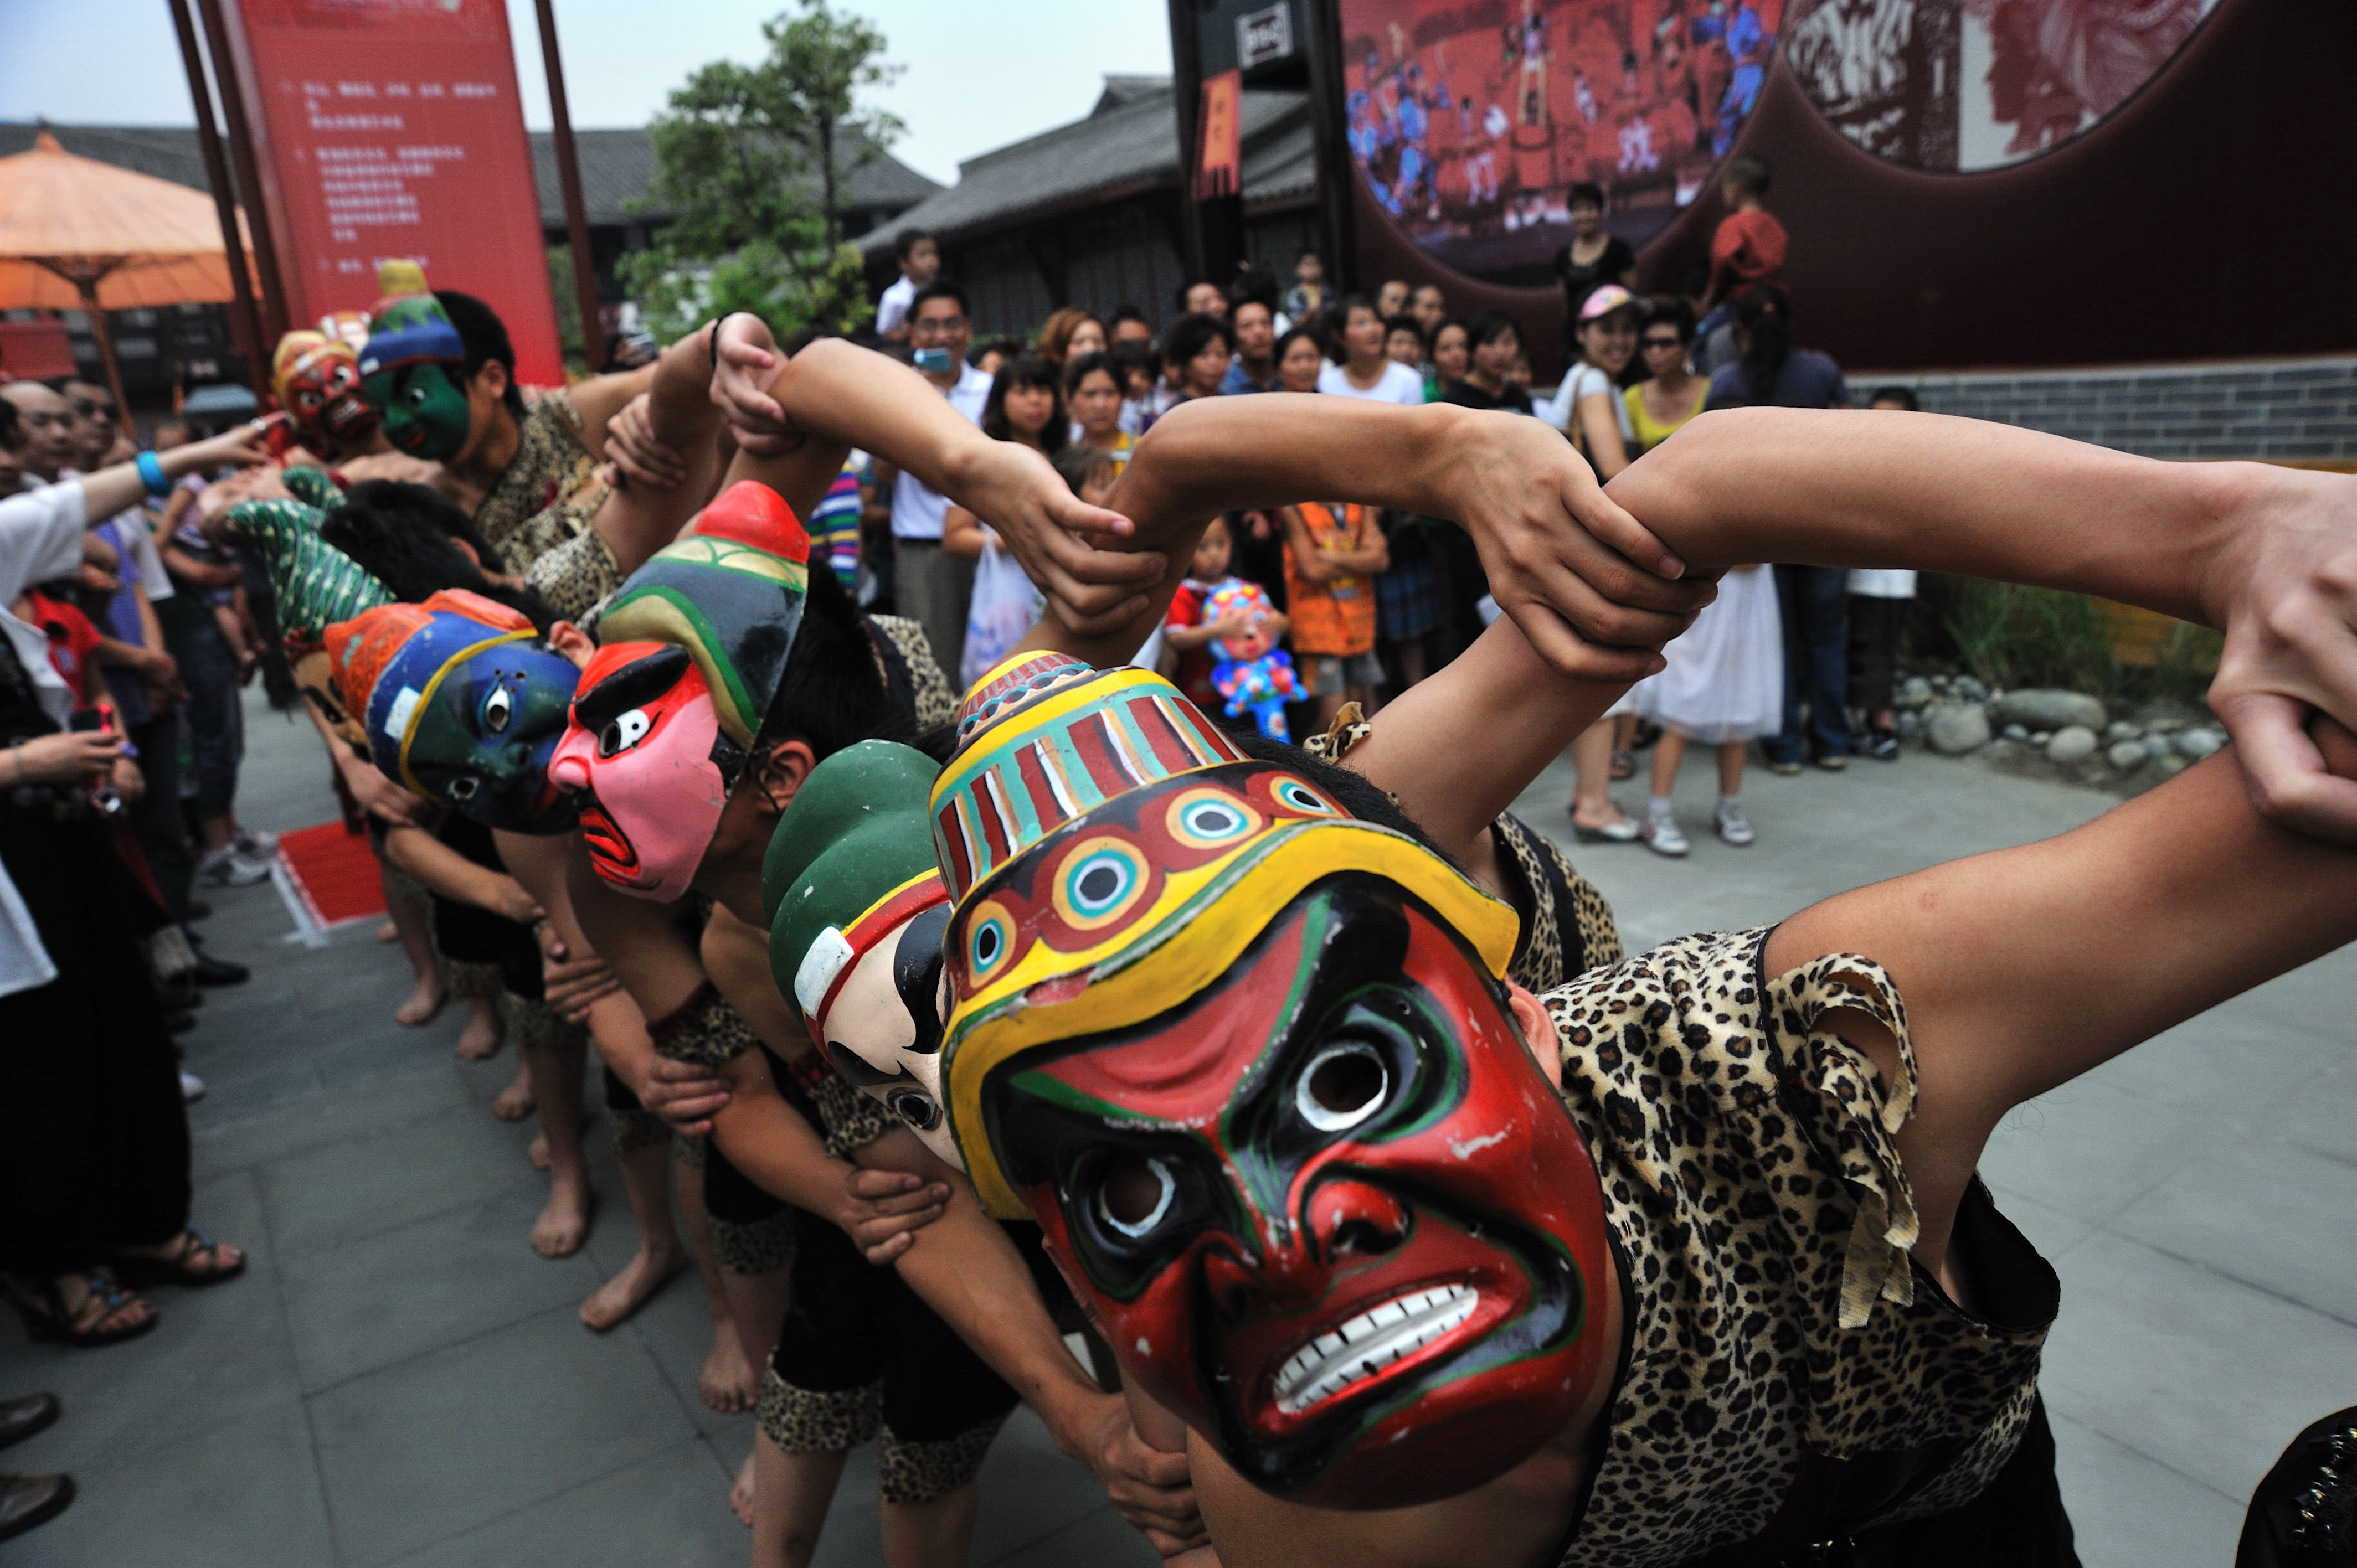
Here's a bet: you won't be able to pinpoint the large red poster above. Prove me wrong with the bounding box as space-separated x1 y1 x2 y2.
219 0 562 385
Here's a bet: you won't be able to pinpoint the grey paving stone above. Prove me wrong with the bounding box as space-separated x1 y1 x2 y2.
2274 1056 2357 1164
282 1183 605 1392
969 1406 1129 1564
2074 1007 2343 1121
311 1304 696 1567
262 1101 545 1259
2051 1414 2248 1568
2037 1231 2357 1507
2105 1137 2357 1325
619 1255 761 1446
2 1400 335 1568
0 1168 301 1475
382 1437 745 1568
1979 1078 2210 1226
193 1058 477 1177
981 1501 1159 1568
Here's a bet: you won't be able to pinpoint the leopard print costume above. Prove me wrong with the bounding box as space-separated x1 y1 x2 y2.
1543 929 2055 1566
709 1210 798 1278
472 393 606 586
868 613 955 731
1495 809 1622 991
671 1131 708 1170
608 1104 669 1157
755 1368 1008 1505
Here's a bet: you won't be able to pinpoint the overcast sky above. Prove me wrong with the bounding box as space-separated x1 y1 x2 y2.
0 0 1174 187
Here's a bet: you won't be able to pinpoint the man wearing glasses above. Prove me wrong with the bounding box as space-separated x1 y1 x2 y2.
875 279 992 678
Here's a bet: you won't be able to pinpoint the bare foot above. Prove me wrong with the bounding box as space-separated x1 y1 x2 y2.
491 1061 536 1122
579 1241 688 1331
395 976 446 1027
729 1448 756 1526
531 1172 593 1258
376 919 399 943
527 1132 551 1172
454 998 502 1060
699 1318 758 1413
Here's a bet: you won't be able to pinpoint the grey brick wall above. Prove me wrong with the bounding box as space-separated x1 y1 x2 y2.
1851 358 2357 461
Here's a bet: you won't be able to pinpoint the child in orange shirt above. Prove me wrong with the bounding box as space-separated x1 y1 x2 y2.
1279 500 1388 728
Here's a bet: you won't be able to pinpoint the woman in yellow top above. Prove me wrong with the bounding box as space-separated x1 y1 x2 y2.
1624 300 1710 453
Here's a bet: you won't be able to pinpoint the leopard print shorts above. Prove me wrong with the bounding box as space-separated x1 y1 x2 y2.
672 1131 709 1170
503 992 586 1054
608 1105 670 1157
708 1209 797 1278
755 1367 1005 1505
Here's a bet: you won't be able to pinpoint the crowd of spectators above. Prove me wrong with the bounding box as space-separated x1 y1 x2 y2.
846 161 1915 858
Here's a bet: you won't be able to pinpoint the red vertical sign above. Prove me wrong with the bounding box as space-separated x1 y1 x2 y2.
1194 69 1242 201
218 0 563 385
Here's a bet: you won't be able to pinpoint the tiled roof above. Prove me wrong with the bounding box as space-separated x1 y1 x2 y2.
0 122 939 230
860 83 1312 254
1093 75 1174 114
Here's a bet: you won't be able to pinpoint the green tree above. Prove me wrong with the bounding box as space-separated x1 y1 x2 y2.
621 1 903 342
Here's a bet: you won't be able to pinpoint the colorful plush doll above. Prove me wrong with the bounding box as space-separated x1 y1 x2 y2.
1203 579 1301 740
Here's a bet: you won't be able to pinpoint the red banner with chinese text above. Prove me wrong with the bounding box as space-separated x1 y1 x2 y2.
1193 69 1242 202
218 0 562 385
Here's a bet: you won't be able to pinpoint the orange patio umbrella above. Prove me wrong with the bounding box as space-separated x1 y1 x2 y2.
0 129 257 416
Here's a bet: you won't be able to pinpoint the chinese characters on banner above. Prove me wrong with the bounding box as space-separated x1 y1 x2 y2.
219 0 563 384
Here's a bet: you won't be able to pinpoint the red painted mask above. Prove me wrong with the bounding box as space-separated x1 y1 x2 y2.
990 877 1613 1508
548 640 741 902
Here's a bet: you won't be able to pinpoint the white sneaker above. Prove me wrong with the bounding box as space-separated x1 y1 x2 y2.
197 849 270 888
179 1071 207 1103
1715 801 1756 847
1641 804 1690 858
231 827 279 857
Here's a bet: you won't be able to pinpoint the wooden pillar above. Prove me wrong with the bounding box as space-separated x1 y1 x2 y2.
534 0 605 372
166 0 269 400
194 0 290 345
77 280 135 434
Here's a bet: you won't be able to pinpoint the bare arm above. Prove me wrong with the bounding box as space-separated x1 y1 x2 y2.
382 823 542 924
556 360 661 465
1026 397 1704 676
1574 394 1630 480
1611 409 2357 838
584 331 724 576
940 504 987 561
1763 725 2357 1279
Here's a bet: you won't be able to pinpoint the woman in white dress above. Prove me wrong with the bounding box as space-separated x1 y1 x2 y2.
1632 562 1784 854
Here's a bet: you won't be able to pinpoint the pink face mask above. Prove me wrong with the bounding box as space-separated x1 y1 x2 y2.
549 641 733 903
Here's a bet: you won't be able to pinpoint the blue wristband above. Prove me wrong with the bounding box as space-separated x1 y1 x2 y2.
136 450 169 498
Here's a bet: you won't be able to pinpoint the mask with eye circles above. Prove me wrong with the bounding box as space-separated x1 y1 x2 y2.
925 653 1618 1511
763 741 964 1164
326 589 580 833
549 481 811 901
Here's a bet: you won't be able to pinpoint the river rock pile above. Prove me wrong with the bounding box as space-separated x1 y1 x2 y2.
1893 676 2227 794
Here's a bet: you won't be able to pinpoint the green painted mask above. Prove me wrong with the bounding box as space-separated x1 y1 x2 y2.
363 361 472 463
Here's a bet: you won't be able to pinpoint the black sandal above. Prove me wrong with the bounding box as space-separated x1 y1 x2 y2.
114 1227 246 1289
3 1271 160 1347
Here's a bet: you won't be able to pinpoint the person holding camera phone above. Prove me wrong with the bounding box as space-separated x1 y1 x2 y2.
0 422 266 1350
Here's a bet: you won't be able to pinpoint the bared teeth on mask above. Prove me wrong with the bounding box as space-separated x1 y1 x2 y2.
1270 1283 1479 1415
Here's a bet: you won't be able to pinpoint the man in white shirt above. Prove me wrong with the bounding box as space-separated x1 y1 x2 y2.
878 280 992 677
874 231 940 340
